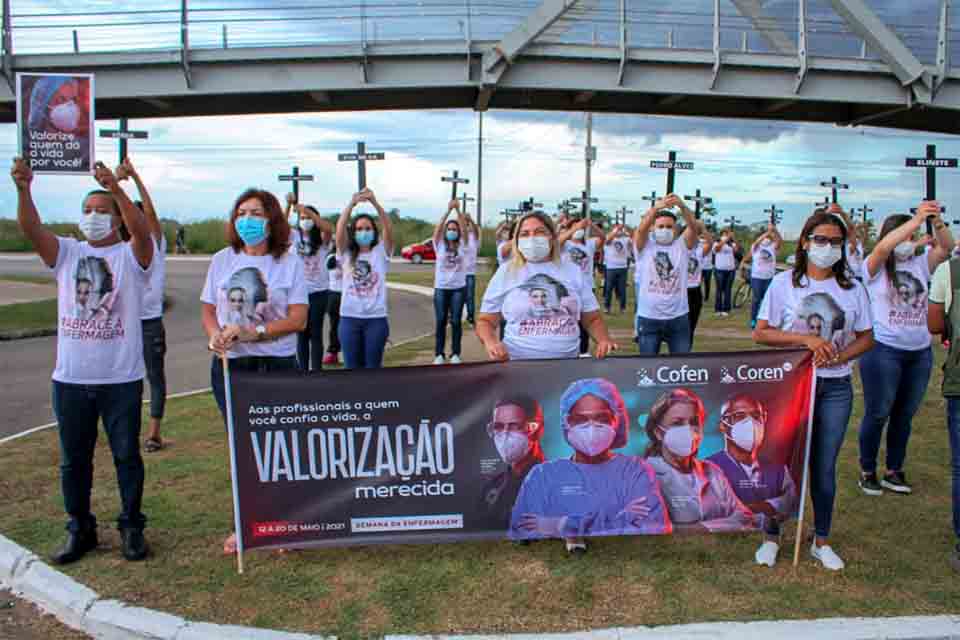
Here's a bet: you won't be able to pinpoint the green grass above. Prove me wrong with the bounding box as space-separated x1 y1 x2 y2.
1 273 957 638
0 299 57 333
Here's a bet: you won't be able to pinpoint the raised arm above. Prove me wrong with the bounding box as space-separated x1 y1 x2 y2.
769 224 783 250
464 212 480 247
633 200 663 252
605 224 622 244
433 200 456 246
11 157 59 268
94 162 153 269
864 207 928 278
336 191 364 253
668 194 699 250
367 189 394 254
120 157 162 241
928 201 953 272
558 217 589 246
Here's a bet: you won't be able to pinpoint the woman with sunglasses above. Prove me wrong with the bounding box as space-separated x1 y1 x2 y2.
753 204 874 570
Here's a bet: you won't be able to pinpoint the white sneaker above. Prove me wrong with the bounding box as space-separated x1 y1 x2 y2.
449 355 462 364
755 540 780 567
578 352 592 358
810 543 845 571
432 355 445 365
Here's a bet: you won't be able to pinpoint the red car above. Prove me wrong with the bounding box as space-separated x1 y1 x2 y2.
401 238 436 263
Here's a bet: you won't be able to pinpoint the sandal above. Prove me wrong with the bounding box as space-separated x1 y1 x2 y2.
223 533 237 555
144 437 164 453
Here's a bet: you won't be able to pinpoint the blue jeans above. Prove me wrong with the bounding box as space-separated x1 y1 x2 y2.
465 275 476 324
858 343 933 473
635 314 691 355
714 269 734 312
339 316 390 369
210 355 299 420
434 287 466 357
52 380 146 533
750 277 771 327
603 268 628 312
810 376 854 538
702 269 712 301
297 290 329 372
141 318 167 420
945 398 960 540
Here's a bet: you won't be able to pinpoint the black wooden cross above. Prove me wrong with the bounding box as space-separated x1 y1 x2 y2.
819 176 849 204
337 142 385 191
683 189 713 220
614 206 633 226
520 197 543 213
441 169 470 199
854 204 874 224
764 204 783 226
569 191 597 219
459 192 476 215
815 196 831 209
906 144 957 233
98 117 148 164
641 190 659 209
278 165 314 205
650 150 694 195
725 215 741 230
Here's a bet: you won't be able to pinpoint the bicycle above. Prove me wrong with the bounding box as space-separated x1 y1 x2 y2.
733 265 752 310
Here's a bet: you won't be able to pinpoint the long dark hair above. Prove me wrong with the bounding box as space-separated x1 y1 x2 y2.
347 213 379 267
444 219 462 253
792 209 854 290
877 213 912 285
298 205 325 257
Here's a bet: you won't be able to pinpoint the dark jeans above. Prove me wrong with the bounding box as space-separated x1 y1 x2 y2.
434 287 466 357
579 322 590 355
141 317 167 420
52 380 146 533
702 269 712 301
210 355 299 420
465 275 477 324
714 269 734 312
603 268 628 312
325 291 342 354
339 316 390 369
297 290 329 371
810 376 853 538
858 343 933 473
686 287 702 346
750 277 772 327
944 398 960 540
636 314 691 355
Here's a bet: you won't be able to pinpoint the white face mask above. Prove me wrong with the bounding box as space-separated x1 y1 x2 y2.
894 241 915 260
573 229 585 241
661 425 697 458
79 212 115 242
807 244 842 269
728 418 758 452
299 218 315 232
567 422 617 457
493 432 531 464
761 239 773 246
653 228 674 245
50 101 81 132
518 237 551 262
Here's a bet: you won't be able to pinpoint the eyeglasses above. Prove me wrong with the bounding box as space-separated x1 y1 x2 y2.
721 410 763 424
807 235 844 248
567 410 617 429
487 421 536 435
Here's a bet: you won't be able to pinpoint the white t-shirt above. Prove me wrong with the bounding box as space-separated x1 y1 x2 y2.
687 245 704 288
714 243 736 271
463 232 479 276
758 270 873 378
634 238 690 320
751 240 777 280
480 259 599 360
562 239 598 289
930 259 954 313
496 241 510 266
434 239 467 290
292 231 330 294
863 254 931 351
52 237 153 384
200 248 308 359
141 235 166 320
328 253 343 294
847 242 865 279
339 244 390 318
603 236 631 269
701 246 714 270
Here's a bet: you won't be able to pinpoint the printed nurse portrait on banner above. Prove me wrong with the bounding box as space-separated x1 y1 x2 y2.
16 72 95 175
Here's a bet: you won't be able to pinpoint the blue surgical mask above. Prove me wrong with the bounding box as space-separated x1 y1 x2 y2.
445 229 460 242
234 215 269 246
355 229 375 247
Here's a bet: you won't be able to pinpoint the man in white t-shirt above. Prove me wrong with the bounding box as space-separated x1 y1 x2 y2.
603 224 631 314
746 223 783 329
632 194 700 355
12 157 154 565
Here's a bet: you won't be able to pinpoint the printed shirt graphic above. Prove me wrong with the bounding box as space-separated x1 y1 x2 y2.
434 239 467 290
292 232 330 294
562 239 597 290
201 248 308 359
750 241 777 280
758 270 872 378
863 254 931 350
635 238 690 320
141 235 166 320
52 237 153 384
328 253 343 293
463 232 479 276
480 260 599 360
339 244 389 319
714 244 736 271
603 236 630 269
701 246 714 270
687 245 703 288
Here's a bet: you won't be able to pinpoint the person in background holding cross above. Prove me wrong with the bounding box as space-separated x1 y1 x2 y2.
632 194 699 355
745 223 783 329
602 223 631 315
462 210 481 326
558 216 604 357
713 229 740 317
431 199 469 365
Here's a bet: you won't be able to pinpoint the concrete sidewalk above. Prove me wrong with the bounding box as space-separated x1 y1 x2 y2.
0 280 56 306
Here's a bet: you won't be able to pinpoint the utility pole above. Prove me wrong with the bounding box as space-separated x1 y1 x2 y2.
585 113 595 220
477 111 483 228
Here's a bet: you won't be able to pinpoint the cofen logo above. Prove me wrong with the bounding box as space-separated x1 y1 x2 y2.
637 365 709 387
721 362 789 384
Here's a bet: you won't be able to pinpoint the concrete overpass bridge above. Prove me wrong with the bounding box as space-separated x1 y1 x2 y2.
0 0 957 133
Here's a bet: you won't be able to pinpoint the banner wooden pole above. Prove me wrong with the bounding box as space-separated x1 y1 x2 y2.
793 367 818 568
221 352 245 575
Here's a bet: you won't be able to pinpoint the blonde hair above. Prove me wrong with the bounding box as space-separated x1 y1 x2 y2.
508 211 561 271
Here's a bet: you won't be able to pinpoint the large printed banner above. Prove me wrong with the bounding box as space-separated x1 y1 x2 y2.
228 350 814 550
16 72 95 174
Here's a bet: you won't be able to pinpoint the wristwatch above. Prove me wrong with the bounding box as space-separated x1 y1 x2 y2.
255 324 267 341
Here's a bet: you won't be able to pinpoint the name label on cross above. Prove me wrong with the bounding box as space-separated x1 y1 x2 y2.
279 174 314 181
906 158 959 168
650 161 694 170
338 153 385 161
99 131 148 140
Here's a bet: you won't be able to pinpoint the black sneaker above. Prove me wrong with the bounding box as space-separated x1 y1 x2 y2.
858 472 883 496
120 528 149 561
881 471 913 494
51 529 98 565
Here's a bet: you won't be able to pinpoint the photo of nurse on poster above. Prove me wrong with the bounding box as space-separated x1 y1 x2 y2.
16 72 95 175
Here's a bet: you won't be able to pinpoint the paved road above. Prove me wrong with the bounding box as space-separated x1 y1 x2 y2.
0 255 436 440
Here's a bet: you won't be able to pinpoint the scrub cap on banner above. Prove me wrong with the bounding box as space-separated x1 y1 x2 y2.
560 378 629 450
28 76 70 130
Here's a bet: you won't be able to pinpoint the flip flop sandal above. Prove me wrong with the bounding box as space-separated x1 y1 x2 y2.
144 437 164 453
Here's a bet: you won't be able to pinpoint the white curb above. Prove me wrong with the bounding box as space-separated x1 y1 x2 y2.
0 533 35 583
176 622 329 639
12 560 98 631
85 599 186 639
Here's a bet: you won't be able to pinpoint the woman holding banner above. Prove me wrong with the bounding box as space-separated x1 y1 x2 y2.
432 199 469 365
753 205 874 571
335 188 394 369
202 188 308 554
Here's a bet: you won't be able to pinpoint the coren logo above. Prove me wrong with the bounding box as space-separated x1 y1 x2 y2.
724 363 787 383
